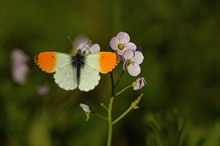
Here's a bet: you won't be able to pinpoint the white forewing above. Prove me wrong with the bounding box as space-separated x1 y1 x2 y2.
78 63 100 91
54 63 77 90
84 53 100 71
55 53 73 71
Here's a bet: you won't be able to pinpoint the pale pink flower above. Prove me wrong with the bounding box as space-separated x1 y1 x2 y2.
11 49 29 84
79 103 91 113
73 35 100 54
123 50 144 77
37 85 50 96
132 77 147 90
110 32 136 55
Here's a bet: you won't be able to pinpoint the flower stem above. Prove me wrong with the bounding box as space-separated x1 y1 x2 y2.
94 112 108 121
113 93 144 125
113 105 133 125
114 70 125 89
110 72 115 96
101 103 109 111
115 85 132 96
107 97 114 146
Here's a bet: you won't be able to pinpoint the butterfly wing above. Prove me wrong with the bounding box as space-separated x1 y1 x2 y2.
85 52 119 74
34 52 72 73
78 52 118 91
54 63 78 90
35 52 77 90
78 63 100 91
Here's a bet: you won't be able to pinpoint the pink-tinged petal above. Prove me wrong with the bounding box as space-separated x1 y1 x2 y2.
126 42 136 50
11 49 29 85
12 64 29 84
73 35 90 49
117 32 130 43
37 85 50 96
133 77 147 90
127 63 141 77
123 60 128 71
116 50 123 55
123 50 135 60
89 44 100 53
79 104 91 113
11 49 29 64
110 37 120 50
77 42 91 54
133 51 144 64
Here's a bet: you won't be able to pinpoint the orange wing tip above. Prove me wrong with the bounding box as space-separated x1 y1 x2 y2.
99 52 119 74
34 52 57 73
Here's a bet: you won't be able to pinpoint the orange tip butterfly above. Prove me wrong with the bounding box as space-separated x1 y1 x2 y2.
34 44 119 91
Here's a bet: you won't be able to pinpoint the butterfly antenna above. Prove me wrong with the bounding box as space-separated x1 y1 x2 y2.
68 36 74 48
82 40 92 51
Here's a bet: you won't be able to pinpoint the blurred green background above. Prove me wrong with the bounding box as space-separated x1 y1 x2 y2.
1 0 220 145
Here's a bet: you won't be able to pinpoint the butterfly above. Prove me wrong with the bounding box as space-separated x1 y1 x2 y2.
34 43 119 91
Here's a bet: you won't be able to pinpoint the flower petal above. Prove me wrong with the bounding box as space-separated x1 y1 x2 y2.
123 50 135 60
132 77 147 90
133 51 144 64
73 35 90 49
89 44 100 53
123 60 128 71
110 37 120 51
117 32 130 43
126 42 136 51
127 63 141 77
79 104 91 113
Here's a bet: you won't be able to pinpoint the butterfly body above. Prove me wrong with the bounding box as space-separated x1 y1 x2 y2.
35 50 119 91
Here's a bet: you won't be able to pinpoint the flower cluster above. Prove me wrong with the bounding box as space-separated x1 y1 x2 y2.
11 49 29 85
110 32 144 77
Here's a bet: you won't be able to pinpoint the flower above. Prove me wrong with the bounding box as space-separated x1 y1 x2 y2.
80 103 91 113
110 32 136 55
37 85 50 96
123 50 144 76
11 49 29 85
80 103 91 121
71 35 100 55
132 77 147 90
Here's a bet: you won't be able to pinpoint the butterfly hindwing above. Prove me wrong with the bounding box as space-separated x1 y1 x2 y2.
78 63 100 91
54 63 78 90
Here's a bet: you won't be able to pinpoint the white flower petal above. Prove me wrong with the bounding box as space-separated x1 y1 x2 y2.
133 51 144 64
127 63 141 77
117 32 130 43
126 42 136 51
89 44 100 53
110 37 120 50
123 50 135 60
79 104 91 113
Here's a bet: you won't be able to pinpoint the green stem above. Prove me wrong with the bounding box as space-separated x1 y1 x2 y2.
94 112 108 121
110 72 115 96
113 106 133 125
107 97 114 146
101 103 109 111
114 70 125 89
115 85 132 96
113 93 144 125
